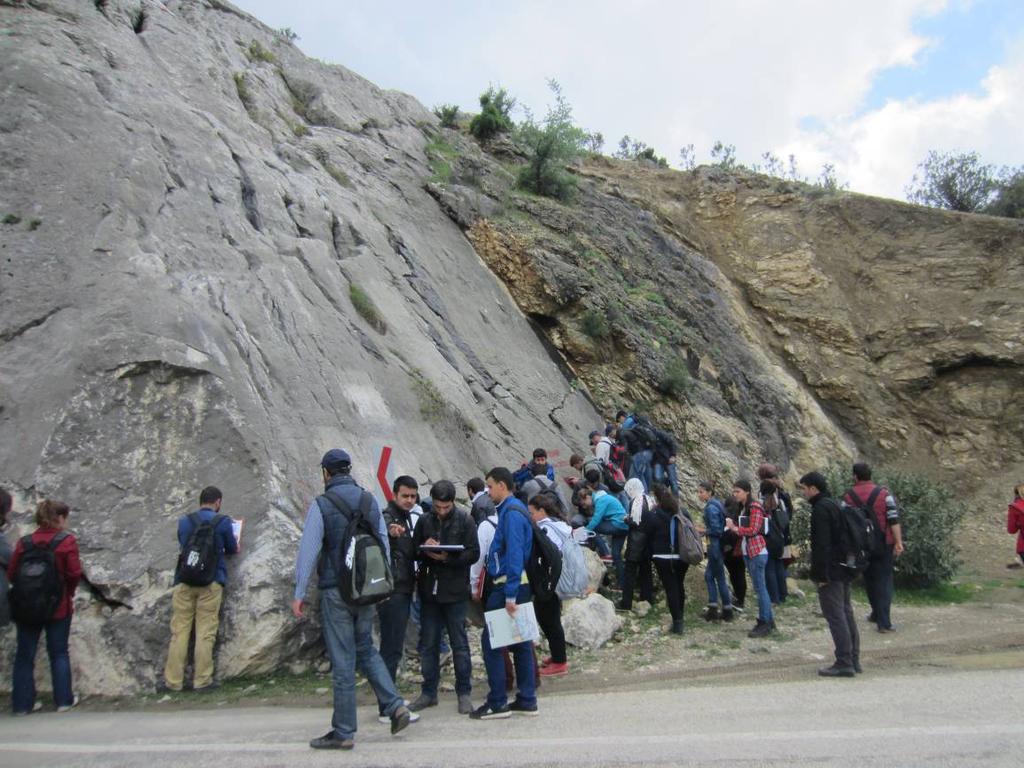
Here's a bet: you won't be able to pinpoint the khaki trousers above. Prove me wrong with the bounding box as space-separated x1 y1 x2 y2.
163 582 224 689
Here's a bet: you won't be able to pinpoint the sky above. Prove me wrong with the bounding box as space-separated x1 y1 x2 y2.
233 0 1022 201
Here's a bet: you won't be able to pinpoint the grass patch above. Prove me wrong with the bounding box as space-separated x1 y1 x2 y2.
232 72 255 115
349 282 386 334
28 218 42 231
855 581 979 607
425 135 458 184
245 40 276 64
580 309 610 339
409 368 476 435
2 214 21 225
658 354 693 400
312 145 352 189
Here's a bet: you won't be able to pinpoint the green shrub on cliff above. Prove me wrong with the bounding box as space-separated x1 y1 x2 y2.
516 80 584 202
469 86 515 141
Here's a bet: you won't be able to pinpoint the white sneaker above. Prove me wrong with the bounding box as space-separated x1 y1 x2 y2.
378 710 420 725
56 694 80 713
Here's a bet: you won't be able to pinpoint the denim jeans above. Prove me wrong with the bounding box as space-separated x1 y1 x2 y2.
704 544 732 608
765 557 788 604
376 592 412 691
419 598 472 698
629 449 654 492
652 462 680 496
481 584 536 709
411 593 450 655
593 521 627 587
320 588 402 740
13 616 73 713
864 545 895 629
745 551 773 623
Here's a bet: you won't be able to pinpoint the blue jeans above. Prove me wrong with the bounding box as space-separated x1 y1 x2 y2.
12 616 73 713
481 584 536 709
419 598 472 698
653 462 679 496
411 594 450 655
704 545 732 608
594 521 627 587
320 589 402 740
629 449 654 491
765 557 788 604
745 551 773 623
376 592 412 704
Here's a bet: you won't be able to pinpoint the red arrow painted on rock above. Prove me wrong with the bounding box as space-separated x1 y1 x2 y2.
377 445 394 502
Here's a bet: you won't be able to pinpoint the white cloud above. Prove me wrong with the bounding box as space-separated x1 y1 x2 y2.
233 0 1019 200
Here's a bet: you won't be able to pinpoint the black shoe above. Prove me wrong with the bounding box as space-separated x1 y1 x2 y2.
469 702 511 720
155 682 182 694
509 699 539 717
408 694 438 712
818 664 856 678
853 661 863 674
390 705 412 735
877 624 896 633
310 731 354 750
747 620 771 638
670 619 685 635
702 606 719 622
721 607 735 622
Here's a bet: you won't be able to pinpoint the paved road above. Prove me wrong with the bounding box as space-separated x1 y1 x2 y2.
1 668 1021 767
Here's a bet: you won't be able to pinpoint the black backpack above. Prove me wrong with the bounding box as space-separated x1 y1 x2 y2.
10 533 68 625
845 488 886 560
838 488 883 572
320 490 394 607
525 520 562 601
176 512 225 587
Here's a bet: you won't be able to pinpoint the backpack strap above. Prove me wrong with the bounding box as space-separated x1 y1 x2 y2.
48 531 69 551
865 486 886 528
20 534 35 553
846 489 864 508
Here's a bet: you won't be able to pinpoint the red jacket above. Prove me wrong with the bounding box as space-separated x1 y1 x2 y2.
6 527 82 620
1008 499 1024 555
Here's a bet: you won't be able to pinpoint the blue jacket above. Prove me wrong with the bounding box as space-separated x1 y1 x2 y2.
586 491 628 533
703 498 727 539
487 495 533 600
176 507 237 586
513 461 555 489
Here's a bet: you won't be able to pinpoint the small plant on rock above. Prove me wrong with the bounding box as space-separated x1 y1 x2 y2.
469 86 515 141
580 309 610 339
349 283 387 334
433 104 460 129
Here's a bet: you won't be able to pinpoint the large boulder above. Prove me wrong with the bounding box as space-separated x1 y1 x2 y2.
562 594 622 650
581 546 607 594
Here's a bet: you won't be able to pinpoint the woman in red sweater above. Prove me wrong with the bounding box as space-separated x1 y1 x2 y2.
7 499 82 715
1008 483 1024 567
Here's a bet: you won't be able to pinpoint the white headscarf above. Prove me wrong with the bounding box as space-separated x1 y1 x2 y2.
624 478 653 526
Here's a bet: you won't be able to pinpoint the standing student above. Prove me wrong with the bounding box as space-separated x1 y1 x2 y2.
801 471 860 677
529 493 571 678
725 479 774 638
376 475 421 723
292 449 411 750
618 478 655 611
471 467 537 720
841 463 903 633
758 465 791 606
1008 483 1024 567
162 486 238 693
468 477 496 524
698 482 733 622
650 485 690 634
410 480 479 715
721 496 747 611
8 499 82 714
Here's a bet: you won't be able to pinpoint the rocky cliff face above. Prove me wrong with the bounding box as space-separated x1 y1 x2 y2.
2 0 1021 696
0 0 598 694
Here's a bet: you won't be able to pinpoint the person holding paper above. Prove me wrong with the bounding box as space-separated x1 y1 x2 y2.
471 466 538 720
410 480 479 715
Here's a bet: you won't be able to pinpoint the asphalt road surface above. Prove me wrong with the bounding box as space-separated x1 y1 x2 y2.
1 667 1020 767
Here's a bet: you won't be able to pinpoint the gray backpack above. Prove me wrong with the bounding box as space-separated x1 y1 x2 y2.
671 510 705 565
541 522 589 600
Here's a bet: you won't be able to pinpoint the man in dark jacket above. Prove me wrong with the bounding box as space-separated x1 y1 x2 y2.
410 480 479 714
467 477 496 524
801 471 860 678
376 475 421 720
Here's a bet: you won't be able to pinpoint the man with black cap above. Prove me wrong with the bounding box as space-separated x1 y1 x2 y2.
293 449 413 750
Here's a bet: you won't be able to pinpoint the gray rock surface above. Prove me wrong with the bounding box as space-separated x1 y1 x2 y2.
581 545 606 594
0 1 598 694
562 594 623 650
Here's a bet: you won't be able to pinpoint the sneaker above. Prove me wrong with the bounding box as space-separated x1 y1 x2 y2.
457 694 474 715
853 661 863 674
509 699 539 716
614 602 631 613
155 682 182 694
877 625 896 633
539 656 554 669
469 702 511 720
747 620 771 638
818 664 856 678
539 661 569 678
13 701 43 716
390 705 412 735
599 554 613 564
408 693 438 712
378 711 420 725
721 607 735 622
56 694 80 713
702 605 719 622
309 731 354 750
732 602 745 613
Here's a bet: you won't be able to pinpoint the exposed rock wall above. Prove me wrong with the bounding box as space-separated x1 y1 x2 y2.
0 0 598 694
